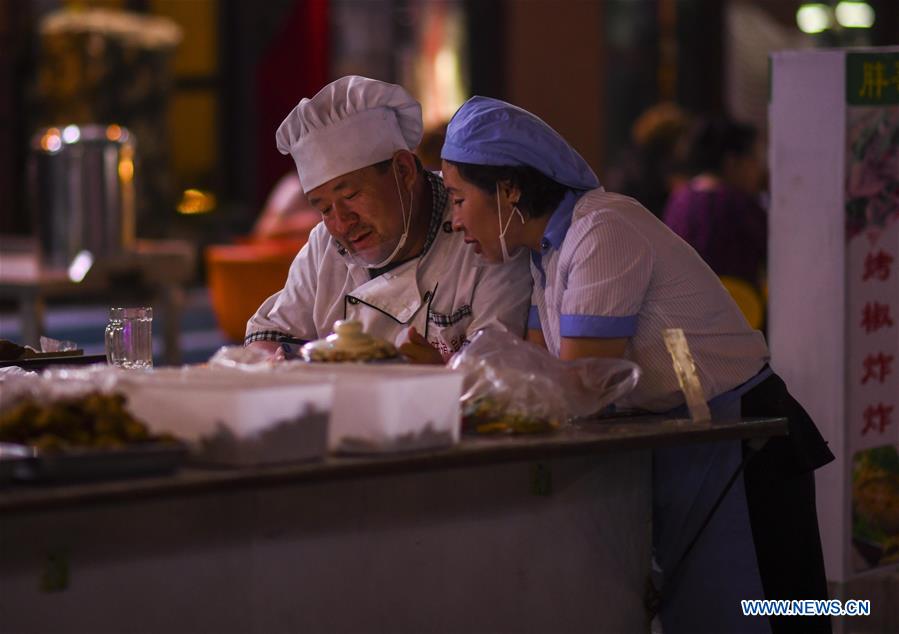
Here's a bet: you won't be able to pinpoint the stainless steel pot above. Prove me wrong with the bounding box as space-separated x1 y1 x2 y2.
28 124 136 268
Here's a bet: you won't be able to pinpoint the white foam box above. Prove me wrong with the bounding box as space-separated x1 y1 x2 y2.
116 368 334 466
277 363 464 453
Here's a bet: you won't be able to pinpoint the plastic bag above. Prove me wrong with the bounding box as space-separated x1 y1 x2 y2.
448 329 641 433
208 344 273 369
0 366 121 414
40 336 78 353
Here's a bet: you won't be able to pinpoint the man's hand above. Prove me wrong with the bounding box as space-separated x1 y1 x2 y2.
398 327 444 364
245 340 285 361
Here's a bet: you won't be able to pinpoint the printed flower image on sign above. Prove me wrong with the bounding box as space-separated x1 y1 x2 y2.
852 445 899 571
845 106 899 241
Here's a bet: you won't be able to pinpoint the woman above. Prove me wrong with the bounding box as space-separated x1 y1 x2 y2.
663 117 768 292
441 97 833 634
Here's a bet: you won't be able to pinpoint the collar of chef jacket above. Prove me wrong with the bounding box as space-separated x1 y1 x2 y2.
341 175 448 324
344 256 428 324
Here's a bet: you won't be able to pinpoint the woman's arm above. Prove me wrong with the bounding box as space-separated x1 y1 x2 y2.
559 336 628 361
526 328 547 348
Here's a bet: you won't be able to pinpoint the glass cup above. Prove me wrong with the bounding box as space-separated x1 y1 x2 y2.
105 307 153 369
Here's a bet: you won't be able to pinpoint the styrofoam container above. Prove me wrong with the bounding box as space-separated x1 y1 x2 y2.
116 368 334 466
273 363 463 453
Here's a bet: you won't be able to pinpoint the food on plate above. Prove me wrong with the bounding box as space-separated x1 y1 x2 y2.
0 392 175 452
301 319 398 363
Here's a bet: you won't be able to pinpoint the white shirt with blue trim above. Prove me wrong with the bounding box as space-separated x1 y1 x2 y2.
530 189 769 412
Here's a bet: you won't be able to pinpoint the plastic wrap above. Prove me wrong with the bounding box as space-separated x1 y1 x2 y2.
0 366 120 410
208 344 273 369
448 330 641 433
0 366 332 466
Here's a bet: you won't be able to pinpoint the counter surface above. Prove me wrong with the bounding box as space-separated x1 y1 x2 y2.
0 415 786 514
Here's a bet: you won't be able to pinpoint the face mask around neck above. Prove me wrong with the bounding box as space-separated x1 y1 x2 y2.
350 161 414 270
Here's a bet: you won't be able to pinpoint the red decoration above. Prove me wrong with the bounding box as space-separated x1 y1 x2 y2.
861 352 895 384
862 403 895 435
861 301 895 333
862 249 894 282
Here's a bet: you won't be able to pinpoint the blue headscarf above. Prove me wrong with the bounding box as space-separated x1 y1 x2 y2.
440 96 600 191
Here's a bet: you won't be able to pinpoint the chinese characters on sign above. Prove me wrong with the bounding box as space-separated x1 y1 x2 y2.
857 60 899 100
849 53 899 106
845 56 899 572
862 403 894 436
857 246 896 439
861 352 894 385
860 302 894 333
862 250 894 281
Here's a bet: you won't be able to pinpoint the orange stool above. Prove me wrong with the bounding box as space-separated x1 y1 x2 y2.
205 239 306 342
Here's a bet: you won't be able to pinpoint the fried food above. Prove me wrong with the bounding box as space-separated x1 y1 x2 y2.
462 397 559 435
0 392 174 452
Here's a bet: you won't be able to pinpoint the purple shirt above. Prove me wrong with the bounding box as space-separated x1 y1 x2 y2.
662 183 767 286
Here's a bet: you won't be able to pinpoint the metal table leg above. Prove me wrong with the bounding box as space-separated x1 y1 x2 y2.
18 290 46 349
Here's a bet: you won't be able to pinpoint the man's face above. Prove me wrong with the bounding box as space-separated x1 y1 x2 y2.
307 161 404 264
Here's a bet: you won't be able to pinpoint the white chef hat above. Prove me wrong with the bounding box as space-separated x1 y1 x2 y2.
276 76 423 193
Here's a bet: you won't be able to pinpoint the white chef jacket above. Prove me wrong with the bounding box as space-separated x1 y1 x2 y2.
246 171 531 359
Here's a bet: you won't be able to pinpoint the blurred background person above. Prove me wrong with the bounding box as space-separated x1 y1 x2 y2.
251 171 320 242
604 101 691 218
416 121 449 172
663 116 768 294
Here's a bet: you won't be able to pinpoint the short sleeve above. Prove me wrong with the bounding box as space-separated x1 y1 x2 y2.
527 280 542 330
559 212 652 338
527 306 541 330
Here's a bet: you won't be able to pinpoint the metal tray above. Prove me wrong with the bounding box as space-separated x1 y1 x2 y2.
0 353 108 371
11 442 187 484
0 443 37 484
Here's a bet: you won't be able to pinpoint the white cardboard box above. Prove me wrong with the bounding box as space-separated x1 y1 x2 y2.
118 368 334 466
274 363 464 453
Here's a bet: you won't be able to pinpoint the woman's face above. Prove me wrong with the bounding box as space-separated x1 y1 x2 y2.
442 161 509 263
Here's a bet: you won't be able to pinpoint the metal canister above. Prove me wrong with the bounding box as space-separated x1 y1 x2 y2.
28 124 136 269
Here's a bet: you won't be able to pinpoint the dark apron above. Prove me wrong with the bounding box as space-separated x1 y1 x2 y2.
654 368 772 633
653 366 834 634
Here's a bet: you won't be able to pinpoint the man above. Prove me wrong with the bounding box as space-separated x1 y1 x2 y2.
245 76 531 362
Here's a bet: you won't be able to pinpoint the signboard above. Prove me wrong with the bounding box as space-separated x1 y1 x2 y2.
770 47 899 582
845 52 899 572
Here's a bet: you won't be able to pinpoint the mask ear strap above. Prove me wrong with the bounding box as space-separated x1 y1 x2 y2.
393 160 413 235
495 183 506 231
496 183 524 233
511 204 525 224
